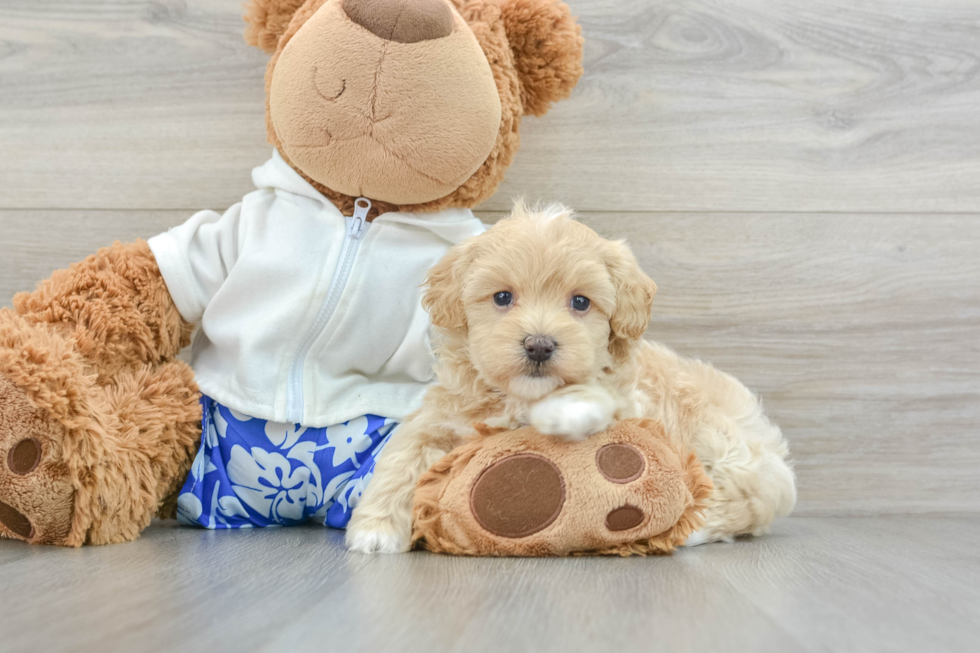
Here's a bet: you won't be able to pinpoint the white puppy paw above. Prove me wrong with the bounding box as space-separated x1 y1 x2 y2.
345 520 411 554
530 395 613 441
683 529 734 547
683 529 711 547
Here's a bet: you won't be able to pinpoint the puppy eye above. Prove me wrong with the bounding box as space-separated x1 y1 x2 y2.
493 291 513 307
571 295 591 312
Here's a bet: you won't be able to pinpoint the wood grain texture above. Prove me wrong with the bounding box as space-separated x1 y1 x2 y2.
2 1 980 212
0 516 977 653
2 209 978 515
3 3 978 649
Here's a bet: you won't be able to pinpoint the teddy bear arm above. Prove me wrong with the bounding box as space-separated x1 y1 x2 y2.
0 311 202 546
0 240 197 545
12 240 192 377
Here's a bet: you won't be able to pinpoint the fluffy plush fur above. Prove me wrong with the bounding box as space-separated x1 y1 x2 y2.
499 0 583 117
13 241 193 380
412 418 714 556
245 0 310 52
0 241 200 545
347 203 797 553
0 306 201 546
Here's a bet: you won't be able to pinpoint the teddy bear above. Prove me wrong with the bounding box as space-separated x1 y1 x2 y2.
0 0 584 546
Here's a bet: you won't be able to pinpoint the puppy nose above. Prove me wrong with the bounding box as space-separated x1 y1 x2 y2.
343 0 454 43
524 335 556 363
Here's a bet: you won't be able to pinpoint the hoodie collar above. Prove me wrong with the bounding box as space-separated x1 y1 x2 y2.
251 150 484 244
252 149 337 212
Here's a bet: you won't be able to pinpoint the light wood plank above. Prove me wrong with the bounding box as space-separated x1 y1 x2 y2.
0 210 186 299
0 0 269 211
0 525 363 652
2 1 980 212
2 209 978 516
699 515 980 653
1 516 977 653
271 536 803 653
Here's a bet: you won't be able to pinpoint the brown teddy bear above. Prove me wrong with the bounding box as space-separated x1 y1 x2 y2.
0 0 584 546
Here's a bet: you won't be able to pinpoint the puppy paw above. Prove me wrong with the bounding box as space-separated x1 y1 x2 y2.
530 395 614 441
345 519 411 554
682 529 733 547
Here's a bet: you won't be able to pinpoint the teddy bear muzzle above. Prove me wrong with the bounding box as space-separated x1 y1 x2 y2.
269 0 502 205
343 0 454 43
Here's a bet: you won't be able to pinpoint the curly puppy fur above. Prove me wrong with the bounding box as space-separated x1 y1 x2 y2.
246 0 583 215
347 203 797 553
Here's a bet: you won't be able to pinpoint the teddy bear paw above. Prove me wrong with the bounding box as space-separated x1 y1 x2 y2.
413 419 713 556
0 374 75 545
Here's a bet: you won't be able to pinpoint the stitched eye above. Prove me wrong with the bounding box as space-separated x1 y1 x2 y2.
493 291 513 307
571 295 591 312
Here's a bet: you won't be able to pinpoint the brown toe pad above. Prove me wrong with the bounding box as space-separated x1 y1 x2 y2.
8 438 42 475
0 374 76 545
470 454 565 538
606 504 645 532
0 499 34 539
596 443 645 483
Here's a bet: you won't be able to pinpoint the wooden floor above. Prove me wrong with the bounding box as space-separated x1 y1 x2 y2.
1 516 977 653
1 1 979 651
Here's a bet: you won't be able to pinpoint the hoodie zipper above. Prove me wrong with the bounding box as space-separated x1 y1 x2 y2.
285 197 372 423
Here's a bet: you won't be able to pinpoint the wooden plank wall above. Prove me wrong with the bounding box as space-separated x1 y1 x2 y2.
1 0 978 515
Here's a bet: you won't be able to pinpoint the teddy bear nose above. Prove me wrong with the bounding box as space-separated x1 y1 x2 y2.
343 0 454 43
524 335 557 363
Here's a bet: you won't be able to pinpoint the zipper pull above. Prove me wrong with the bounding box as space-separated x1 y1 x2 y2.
348 197 371 239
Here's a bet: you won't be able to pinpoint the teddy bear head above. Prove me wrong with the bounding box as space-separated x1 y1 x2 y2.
244 0 583 215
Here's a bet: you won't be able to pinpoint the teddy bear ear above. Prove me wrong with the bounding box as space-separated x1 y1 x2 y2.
244 0 310 53
499 0 584 117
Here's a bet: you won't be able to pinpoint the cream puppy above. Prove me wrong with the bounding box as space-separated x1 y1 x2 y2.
346 203 796 553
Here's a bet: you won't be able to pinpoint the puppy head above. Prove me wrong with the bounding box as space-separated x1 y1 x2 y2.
423 202 657 401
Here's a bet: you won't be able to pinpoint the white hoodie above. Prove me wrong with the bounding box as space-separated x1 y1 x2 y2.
148 151 485 427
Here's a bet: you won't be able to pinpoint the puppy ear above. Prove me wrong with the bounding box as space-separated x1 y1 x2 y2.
422 240 475 332
604 240 657 341
499 0 584 117
244 0 309 53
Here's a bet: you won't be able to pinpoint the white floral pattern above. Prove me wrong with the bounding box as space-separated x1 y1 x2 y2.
324 416 374 467
178 397 396 529
227 445 310 522
264 421 308 450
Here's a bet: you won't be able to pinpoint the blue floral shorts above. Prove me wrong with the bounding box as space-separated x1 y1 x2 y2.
177 396 395 529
